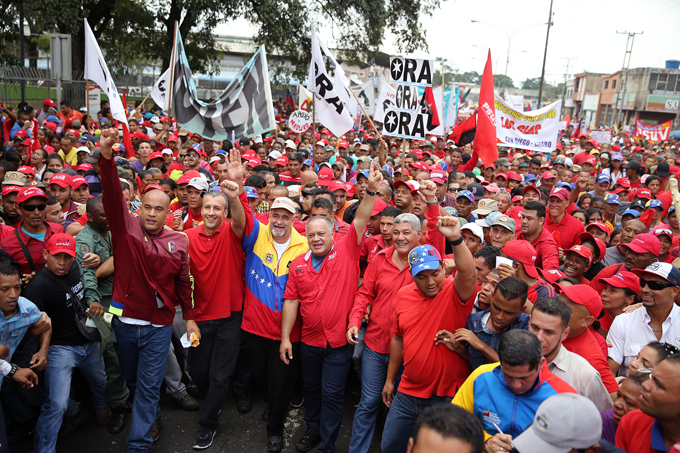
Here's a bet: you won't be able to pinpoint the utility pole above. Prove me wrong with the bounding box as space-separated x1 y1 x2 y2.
611 31 643 128
561 57 573 107
19 0 26 103
537 0 554 107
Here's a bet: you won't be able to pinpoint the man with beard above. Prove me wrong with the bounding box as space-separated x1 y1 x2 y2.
392 180 417 214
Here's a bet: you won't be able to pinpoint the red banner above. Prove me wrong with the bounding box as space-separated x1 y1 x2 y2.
634 119 671 141
474 50 498 167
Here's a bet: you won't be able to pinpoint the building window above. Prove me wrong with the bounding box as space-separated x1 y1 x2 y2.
612 80 616 89
605 106 613 125
604 81 609 89
575 78 580 90
657 73 668 91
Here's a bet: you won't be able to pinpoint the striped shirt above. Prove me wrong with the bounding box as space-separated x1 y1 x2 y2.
0 297 42 381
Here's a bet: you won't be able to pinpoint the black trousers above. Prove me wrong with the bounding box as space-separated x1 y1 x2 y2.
187 312 243 431
244 331 300 437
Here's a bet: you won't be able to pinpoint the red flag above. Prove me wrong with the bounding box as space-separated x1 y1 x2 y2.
474 51 498 167
574 117 583 137
448 114 476 146
419 86 440 128
122 123 135 159
122 89 127 110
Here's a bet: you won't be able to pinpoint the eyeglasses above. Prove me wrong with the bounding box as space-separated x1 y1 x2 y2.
639 277 675 291
21 203 46 212
178 154 187 158
187 152 199 158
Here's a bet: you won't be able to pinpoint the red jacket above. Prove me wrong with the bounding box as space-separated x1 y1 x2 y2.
518 227 560 271
0 221 64 274
100 155 194 326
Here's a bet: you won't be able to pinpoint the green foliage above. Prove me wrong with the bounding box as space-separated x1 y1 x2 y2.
1 0 441 81
522 77 542 90
493 74 514 88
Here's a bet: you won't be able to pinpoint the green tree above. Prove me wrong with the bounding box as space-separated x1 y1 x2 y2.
2 0 443 81
522 77 542 89
453 71 480 84
493 74 514 88
433 58 456 87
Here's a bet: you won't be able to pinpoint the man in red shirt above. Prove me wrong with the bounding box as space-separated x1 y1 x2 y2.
517 201 559 270
346 211 423 452
380 215 477 453
184 152 249 449
500 240 556 304
179 177 207 230
544 187 584 250
279 152 303 186
280 166 381 453
558 284 619 397
616 356 680 452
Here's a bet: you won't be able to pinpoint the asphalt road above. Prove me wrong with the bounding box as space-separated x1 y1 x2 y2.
10 380 385 453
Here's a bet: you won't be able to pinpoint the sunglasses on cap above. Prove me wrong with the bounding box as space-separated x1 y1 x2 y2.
639 277 675 291
21 203 46 212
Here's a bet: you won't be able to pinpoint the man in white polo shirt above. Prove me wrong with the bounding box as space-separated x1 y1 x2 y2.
607 262 680 377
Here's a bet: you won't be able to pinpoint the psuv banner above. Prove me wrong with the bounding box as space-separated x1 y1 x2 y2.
495 94 562 153
169 33 275 139
307 25 354 137
634 120 671 141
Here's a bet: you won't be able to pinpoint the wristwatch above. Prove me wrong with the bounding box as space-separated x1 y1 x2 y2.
426 197 438 206
366 189 379 196
6 363 19 378
450 235 464 246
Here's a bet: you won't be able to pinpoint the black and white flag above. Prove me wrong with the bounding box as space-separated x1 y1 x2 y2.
169 34 275 139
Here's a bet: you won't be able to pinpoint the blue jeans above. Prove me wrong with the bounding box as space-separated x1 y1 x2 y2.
348 345 390 453
381 392 452 453
300 343 353 453
34 342 108 453
114 321 172 453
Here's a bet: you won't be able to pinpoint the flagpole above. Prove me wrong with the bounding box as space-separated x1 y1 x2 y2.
312 94 316 139
400 139 408 181
349 87 386 147
441 62 445 129
166 21 179 123
86 80 90 119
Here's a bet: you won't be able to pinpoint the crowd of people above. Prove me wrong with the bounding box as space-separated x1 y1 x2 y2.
0 95 679 453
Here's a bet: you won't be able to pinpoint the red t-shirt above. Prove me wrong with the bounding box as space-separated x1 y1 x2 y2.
182 208 202 230
185 219 245 321
545 212 585 250
284 226 362 348
394 277 474 398
349 246 414 354
360 234 386 265
562 329 618 393
616 410 667 453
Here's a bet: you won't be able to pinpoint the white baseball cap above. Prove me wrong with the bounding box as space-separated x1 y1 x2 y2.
461 223 484 242
513 394 602 453
270 197 297 214
186 177 209 192
76 146 91 155
268 150 283 159
285 140 297 150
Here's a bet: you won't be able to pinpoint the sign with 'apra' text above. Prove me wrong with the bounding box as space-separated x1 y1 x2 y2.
389 57 434 86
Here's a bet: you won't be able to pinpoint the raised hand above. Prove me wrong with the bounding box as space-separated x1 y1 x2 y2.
221 179 241 199
227 149 244 184
436 215 461 242
367 163 383 193
419 180 437 203
99 128 119 160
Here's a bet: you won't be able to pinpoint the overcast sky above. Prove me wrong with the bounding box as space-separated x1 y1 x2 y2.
217 0 680 87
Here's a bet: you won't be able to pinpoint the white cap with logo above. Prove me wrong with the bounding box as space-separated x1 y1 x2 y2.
513 394 602 453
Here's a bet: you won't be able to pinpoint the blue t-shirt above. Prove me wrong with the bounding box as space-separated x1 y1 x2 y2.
21 227 46 242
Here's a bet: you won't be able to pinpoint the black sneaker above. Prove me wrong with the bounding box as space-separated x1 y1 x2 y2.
193 428 216 450
262 406 270 421
236 391 252 413
295 428 320 452
268 435 283 452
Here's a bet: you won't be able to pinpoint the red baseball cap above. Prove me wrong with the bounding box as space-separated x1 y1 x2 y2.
620 233 661 255
523 185 540 195
616 177 631 189
20 139 33 147
541 171 556 180
132 131 149 140
73 163 94 172
636 189 652 200
13 130 28 139
507 171 522 182
566 244 593 266
43 122 57 131
393 180 418 194
1 185 21 197
600 271 641 295
548 187 569 201
583 157 597 166
511 195 523 203
495 172 508 180
149 151 163 160
17 186 48 204
579 232 607 259
558 284 602 318
502 240 539 279
17 166 35 176
653 228 674 242
586 222 611 237
45 233 76 257
183 170 201 179
70 176 88 189
411 162 429 172
43 99 57 107
143 184 164 195
167 135 178 143
49 173 73 188
318 167 333 187
275 156 289 167
338 140 349 149
539 268 567 284
177 175 192 185
329 181 347 193
246 156 262 167
429 171 446 184
370 198 388 217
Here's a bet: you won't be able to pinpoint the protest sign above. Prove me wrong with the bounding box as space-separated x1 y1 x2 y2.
495 94 562 153
374 82 396 123
590 130 611 145
288 110 313 133
634 120 671 141
389 57 434 86
383 110 431 140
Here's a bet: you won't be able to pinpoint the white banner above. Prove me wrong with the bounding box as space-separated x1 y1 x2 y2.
504 89 524 111
288 110 313 133
83 19 128 127
374 81 396 123
318 36 359 122
495 94 562 153
389 57 434 86
356 80 375 115
307 26 353 137
150 68 170 110
590 130 612 145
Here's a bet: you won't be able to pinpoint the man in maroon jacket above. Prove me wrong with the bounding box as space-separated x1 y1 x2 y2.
98 128 199 453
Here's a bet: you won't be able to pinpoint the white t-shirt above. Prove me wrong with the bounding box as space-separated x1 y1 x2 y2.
274 237 291 267
607 303 680 377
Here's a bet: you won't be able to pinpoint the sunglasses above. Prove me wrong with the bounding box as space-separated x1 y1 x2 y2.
187 152 199 158
639 277 675 291
21 203 46 212
447 188 460 193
